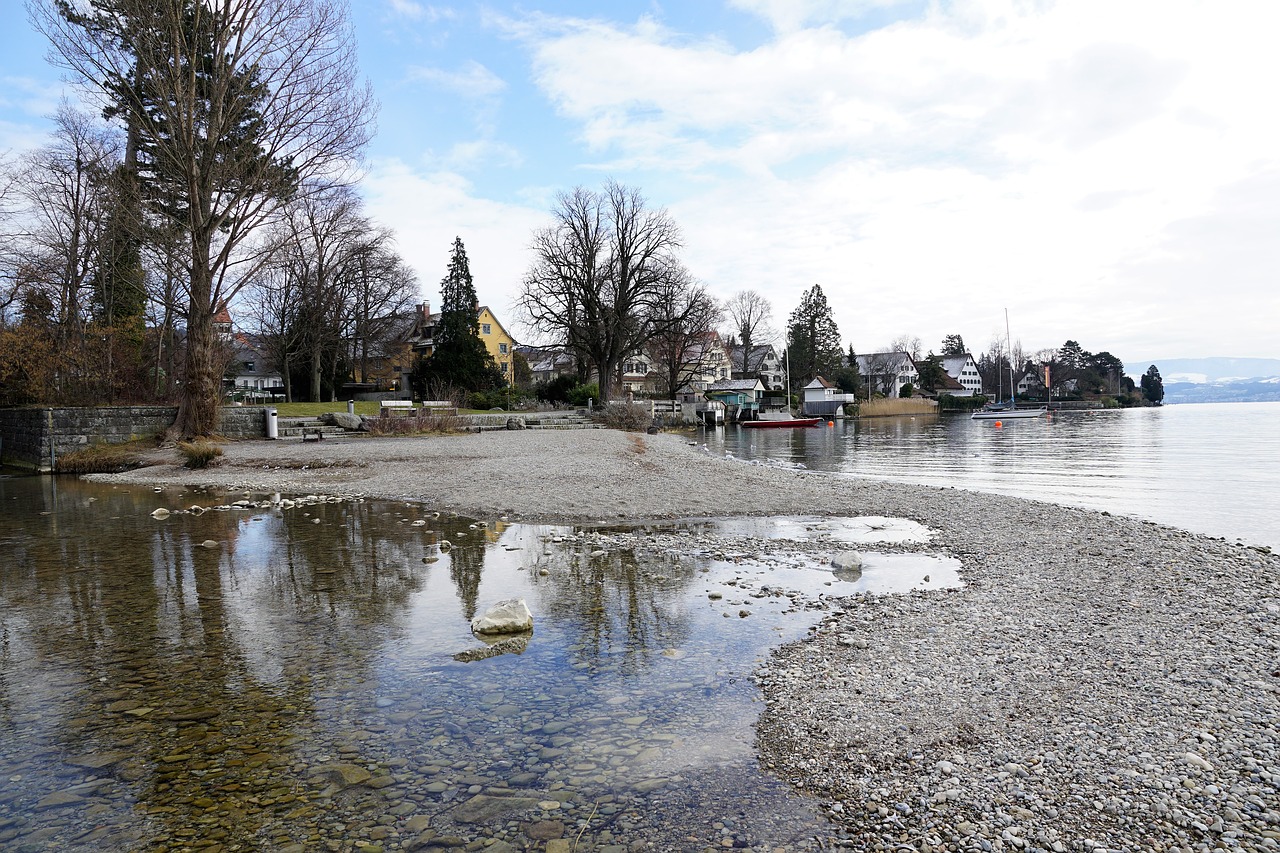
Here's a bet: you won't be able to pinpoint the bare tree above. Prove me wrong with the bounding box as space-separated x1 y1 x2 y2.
4 106 120 402
888 334 922 361
724 289 774 378
519 181 686 401
646 277 722 398
33 0 375 436
244 187 417 401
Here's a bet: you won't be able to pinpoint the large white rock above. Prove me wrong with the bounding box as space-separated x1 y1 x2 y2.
470 598 534 635
831 551 864 571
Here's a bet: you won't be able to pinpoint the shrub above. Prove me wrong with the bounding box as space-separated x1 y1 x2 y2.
568 383 599 408
177 441 224 469
600 402 653 432
535 375 578 405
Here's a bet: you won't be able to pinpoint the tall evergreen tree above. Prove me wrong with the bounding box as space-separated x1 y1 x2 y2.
940 334 966 356
413 237 502 395
785 284 843 390
1140 365 1164 404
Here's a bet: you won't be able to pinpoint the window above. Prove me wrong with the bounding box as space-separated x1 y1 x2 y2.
501 361 509 373
482 323 491 335
244 361 255 372
499 342 508 354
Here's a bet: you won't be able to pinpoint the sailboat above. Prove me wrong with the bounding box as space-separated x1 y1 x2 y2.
972 311 1047 420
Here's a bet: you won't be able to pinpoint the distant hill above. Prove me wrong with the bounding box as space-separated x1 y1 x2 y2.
1125 357 1280 404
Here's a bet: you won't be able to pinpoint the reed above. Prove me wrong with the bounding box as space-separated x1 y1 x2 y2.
857 398 938 418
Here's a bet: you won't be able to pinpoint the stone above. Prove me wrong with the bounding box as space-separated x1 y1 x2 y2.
320 412 363 430
452 635 530 662
312 763 373 787
452 794 541 823
35 790 83 809
151 508 170 519
470 599 534 635
830 551 863 571
526 820 565 840
506 417 526 430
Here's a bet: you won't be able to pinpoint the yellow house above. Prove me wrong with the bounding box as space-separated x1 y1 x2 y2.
403 302 518 382
476 306 517 379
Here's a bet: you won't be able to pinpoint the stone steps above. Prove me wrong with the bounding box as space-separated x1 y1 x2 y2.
275 418 346 440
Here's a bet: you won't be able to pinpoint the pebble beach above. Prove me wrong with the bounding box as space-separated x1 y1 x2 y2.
94 429 1280 852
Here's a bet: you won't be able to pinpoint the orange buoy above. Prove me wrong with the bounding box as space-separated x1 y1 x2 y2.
995 420 1003 428
827 421 834 427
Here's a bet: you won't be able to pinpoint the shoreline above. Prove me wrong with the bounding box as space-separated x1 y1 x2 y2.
92 430 1280 849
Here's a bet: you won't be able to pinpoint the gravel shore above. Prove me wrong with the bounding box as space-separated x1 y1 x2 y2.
96 429 1280 851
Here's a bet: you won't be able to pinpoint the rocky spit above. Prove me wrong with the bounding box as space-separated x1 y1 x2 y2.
93 429 1280 851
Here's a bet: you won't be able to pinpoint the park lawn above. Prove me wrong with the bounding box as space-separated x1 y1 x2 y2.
272 401 384 417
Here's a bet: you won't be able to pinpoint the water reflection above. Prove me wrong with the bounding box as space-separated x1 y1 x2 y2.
4 478 904 851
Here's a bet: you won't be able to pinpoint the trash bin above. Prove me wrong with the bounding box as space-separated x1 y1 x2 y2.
347 399 355 415
266 407 278 440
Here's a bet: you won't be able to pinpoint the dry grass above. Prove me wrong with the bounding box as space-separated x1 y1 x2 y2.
177 440 224 469
54 441 150 474
858 398 938 418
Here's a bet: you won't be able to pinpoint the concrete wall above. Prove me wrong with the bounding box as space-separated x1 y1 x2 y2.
0 406 268 472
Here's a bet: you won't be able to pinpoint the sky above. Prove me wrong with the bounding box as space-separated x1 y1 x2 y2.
3 0 1278 367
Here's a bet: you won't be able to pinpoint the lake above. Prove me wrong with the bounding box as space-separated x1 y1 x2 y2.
696 401 1280 551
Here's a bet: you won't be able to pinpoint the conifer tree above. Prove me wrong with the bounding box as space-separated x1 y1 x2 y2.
785 284 843 389
413 237 502 395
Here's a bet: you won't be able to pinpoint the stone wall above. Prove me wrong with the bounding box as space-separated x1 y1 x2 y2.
0 405 269 472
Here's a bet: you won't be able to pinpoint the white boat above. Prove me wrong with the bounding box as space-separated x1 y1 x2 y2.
971 406 1046 420
972 310 1048 420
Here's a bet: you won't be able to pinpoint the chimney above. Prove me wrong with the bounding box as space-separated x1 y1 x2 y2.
418 301 431 322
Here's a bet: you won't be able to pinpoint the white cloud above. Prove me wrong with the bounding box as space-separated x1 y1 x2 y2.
360 158 546 325
386 0 455 23
407 60 507 100
726 0 909 33
500 0 1280 357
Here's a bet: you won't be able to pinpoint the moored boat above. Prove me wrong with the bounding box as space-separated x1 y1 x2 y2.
971 406 1046 420
743 415 823 428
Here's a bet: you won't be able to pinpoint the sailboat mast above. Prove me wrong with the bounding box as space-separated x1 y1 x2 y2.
1005 308 1015 406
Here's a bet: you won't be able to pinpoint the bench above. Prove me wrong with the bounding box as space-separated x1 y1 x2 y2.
302 426 324 442
379 400 415 417
419 400 458 416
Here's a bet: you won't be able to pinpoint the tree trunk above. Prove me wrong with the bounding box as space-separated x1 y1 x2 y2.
173 266 220 439
310 347 322 403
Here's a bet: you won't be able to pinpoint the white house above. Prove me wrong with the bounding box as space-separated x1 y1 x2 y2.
855 352 918 399
941 353 983 397
801 376 858 416
731 343 785 389
225 334 284 402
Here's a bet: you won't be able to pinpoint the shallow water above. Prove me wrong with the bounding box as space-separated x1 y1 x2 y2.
0 477 951 851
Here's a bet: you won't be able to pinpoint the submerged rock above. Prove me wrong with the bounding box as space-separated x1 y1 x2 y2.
452 635 530 662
